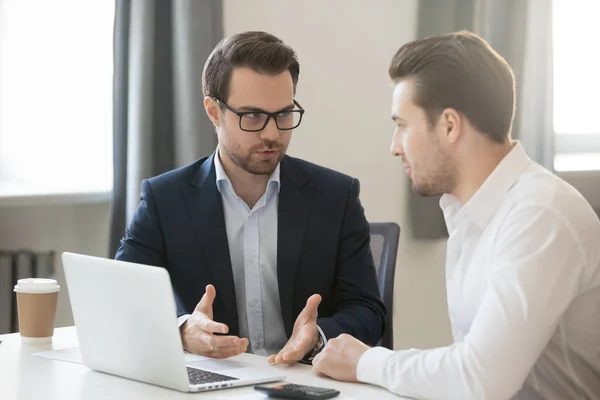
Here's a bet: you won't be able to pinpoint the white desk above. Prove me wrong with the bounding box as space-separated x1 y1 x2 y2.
0 327 402 399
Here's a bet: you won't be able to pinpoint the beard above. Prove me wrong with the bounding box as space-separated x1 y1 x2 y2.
222 139 286 176
412 178 451 197
410 149 457 197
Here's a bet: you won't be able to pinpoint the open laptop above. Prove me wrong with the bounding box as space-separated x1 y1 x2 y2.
62 252 286 392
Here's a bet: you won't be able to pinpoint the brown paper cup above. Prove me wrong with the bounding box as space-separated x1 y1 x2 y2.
14 278 60 344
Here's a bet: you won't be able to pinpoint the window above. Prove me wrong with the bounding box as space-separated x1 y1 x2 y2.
553 0 600 171
0 0 114 196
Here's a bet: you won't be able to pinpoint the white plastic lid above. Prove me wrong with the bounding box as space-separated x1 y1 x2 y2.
14 278 60 293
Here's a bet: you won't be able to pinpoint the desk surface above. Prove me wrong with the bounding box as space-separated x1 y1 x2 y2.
0 327 401 400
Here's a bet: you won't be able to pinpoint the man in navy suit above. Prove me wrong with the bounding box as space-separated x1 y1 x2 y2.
115 31 385 364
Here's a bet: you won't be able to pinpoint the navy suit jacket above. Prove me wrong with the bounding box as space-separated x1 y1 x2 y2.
115 153 386 345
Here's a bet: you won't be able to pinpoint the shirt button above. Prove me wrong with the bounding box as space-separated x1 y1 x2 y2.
248 257 255 263
248 215 253 220
250 300 257 307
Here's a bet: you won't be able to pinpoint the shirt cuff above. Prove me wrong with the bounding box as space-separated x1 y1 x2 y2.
300 324 328 364
356 346 395 388
177 314 191 328
316 324 328 346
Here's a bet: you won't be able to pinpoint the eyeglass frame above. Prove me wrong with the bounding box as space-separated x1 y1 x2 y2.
212 97 305 132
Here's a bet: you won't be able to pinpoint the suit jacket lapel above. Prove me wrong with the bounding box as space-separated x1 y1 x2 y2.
180 153 239 336
277 157 314 336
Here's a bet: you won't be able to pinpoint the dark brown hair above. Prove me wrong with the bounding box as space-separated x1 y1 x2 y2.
389 30 515 143
202 31 300 101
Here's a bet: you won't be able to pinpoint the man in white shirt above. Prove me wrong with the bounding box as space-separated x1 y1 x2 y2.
313 30 600 399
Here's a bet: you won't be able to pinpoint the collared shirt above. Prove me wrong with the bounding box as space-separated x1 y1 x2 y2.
213 150 287 356
357 143 600 399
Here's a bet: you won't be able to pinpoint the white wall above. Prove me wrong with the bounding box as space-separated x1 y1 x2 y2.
224 0 451 349
0 202 110 328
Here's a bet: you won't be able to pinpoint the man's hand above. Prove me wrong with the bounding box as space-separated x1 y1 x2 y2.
180 284 248 358
312 334 370 382
268 294 322 364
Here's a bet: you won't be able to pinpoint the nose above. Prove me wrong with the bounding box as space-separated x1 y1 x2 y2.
390 130 403 157
259 117 281 142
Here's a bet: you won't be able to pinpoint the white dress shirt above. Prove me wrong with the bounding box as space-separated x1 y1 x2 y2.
357 143 600 399
214 150 288 356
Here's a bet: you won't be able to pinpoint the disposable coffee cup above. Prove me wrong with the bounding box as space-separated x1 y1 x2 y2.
13 278 60 344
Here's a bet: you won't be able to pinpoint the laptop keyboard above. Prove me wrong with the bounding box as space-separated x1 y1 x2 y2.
187 367 239 386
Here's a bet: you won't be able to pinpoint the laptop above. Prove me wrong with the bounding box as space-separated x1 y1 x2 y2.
62 252 286 392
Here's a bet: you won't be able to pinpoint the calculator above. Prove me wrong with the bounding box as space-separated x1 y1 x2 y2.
254 383 340 399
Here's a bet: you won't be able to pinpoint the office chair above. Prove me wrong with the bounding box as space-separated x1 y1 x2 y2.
369 222 400 350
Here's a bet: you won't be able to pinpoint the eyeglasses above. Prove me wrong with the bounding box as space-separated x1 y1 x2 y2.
212 97 305 132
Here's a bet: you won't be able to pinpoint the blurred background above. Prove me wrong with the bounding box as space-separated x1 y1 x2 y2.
1 0 598 351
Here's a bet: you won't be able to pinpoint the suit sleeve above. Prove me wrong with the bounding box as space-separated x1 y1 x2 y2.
114 180 187 317
317 178 387 345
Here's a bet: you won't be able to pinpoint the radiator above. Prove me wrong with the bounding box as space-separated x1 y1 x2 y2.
0 250 55 334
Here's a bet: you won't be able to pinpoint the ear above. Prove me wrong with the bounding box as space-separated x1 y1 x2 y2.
204 96 222 127
440 108 462 144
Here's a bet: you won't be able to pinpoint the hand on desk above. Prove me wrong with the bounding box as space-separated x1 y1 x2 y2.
312 334 370 383
180 284 249 358
268 294 322 364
